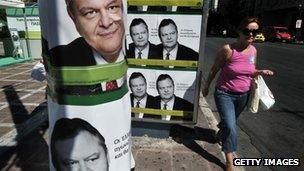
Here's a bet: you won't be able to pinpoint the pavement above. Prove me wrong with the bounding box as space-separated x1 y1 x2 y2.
0 60 236 171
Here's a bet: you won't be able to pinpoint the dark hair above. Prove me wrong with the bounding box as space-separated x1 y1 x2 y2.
158 19 178 38
51 118 108 171
129 72 146 87
129 18 148 37
237 17 260 31
156 74 174 90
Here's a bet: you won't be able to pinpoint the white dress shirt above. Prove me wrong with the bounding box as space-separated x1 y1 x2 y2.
133 94 148 108
133 94 147 118
160 96 175 110
162 45 178 60
135 44 150 59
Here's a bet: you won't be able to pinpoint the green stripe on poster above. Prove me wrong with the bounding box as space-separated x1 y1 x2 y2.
132 107 193 116
50 60 128 85
48 84 129 106
127 59 198 67
25 31 41 39
128 0 203 7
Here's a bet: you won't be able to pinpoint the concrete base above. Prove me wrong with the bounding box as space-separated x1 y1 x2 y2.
131 121 172 138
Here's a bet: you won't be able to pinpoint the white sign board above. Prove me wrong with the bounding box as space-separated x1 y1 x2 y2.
0 0 24 8
6 16 41 32
296 19 302 29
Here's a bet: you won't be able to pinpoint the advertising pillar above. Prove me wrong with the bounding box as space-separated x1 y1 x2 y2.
39 0 131 170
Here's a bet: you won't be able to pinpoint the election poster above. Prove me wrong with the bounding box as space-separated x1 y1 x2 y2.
9 28 23 58
127 68 196 121
126 3 203 122
126 14 202 53
39 0 131 170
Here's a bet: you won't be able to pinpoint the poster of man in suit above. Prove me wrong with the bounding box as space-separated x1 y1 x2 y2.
128 72 157 118
43 0 127 95
48 0 125 67
127 18 161 59
155 74 194 120
157 18 199 61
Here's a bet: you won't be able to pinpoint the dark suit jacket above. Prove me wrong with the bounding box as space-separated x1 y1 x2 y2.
130 93 157 108
127 42 162 59
156 43 199 61
155 95 194 111
48 37 120 95
130 93 160 119
50 37 96 66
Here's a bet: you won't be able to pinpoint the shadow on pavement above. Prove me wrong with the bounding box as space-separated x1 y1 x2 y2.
0 86 49 170
170 124 225 170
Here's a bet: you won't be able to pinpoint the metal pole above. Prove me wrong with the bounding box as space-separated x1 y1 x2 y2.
195 0 210 123
300 3 303 41
23 7 31 58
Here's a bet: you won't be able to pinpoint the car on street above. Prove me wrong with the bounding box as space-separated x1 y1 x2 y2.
262 26 293 42
254 33 265 42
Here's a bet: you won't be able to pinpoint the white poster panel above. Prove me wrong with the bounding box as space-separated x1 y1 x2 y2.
39 0 131 170
127 68 196 120
126 11 201 121
0 0 24 8
9 28 23 57
126 13 202 52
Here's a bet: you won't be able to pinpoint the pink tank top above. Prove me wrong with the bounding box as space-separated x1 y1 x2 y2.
216 45 256 93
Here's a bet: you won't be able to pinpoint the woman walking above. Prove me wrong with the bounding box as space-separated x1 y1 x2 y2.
202 17 273 171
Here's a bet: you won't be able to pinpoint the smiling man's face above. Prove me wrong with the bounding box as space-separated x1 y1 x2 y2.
68 0 124 58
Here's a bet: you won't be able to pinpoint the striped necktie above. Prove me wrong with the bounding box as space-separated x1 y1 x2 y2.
163 103 167 110
136 101 140 108
165 52 170 60
138 51 142 59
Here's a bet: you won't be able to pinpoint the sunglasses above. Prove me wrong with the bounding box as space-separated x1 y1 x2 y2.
241 28 260 36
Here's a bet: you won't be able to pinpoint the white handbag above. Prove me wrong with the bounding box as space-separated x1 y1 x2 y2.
248 75 275 113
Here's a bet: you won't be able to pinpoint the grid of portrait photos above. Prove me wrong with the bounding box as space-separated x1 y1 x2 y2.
126 3 203 123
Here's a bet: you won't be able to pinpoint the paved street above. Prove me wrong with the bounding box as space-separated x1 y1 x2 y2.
203 37 304 171
0 61 48 170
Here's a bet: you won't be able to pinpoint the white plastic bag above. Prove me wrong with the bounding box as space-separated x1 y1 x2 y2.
248 75 275 113
248 77 259 113
31 60 46 82
258 75 275 110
